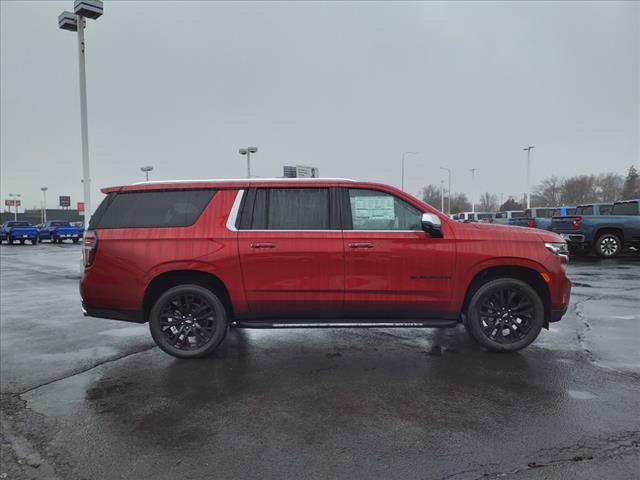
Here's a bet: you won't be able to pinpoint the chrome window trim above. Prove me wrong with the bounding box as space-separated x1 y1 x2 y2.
225 190 245 232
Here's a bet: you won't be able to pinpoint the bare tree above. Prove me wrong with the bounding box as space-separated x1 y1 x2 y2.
561 175 597 204
500 198 523 211
450 193 471 214
418 184 442 208
595 173 623 202
478 192 498 211
622 166 639 200
534 175 562 206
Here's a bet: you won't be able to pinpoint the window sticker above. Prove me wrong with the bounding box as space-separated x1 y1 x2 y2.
352 195 395 221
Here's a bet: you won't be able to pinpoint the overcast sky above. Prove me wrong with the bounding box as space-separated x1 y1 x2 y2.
1 1 638 212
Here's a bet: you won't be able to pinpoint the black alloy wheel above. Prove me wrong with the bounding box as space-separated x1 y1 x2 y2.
595 233 621 258
464 278 544 352
149 284 228 358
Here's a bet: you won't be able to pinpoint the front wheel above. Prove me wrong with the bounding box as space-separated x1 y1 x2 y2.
464 278 544 352
594 233 621 258
149 284 228 358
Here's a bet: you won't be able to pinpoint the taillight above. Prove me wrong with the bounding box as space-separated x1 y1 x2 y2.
527 219 535 228
572 216 581 230
83 230 98 267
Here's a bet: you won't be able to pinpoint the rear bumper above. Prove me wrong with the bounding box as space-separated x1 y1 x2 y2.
82 303 145 324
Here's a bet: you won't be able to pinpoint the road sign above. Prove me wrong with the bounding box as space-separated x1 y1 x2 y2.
77 202 85 215
59 196 71 207
5 199 21 207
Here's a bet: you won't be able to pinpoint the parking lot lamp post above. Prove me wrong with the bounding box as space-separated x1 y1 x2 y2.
523 146 534 209
440 167 451 214
58 1 104 221
440 180 445 212
41 187 48 223
401 152 418 192
239 147 258 178
140 166 154 181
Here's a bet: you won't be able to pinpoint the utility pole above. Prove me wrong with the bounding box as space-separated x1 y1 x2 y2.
440 180 445 212
440 167 452 214
470 168 477 213
523 146 535 209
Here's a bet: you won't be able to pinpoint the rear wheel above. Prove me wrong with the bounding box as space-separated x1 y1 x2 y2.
149 284 228 358
595 233 621 258
464 278 544 352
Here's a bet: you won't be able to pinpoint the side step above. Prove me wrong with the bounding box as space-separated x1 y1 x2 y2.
232 319 459 329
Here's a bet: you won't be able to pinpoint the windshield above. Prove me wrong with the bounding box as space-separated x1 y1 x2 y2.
51 221 71 227
7 222 29 227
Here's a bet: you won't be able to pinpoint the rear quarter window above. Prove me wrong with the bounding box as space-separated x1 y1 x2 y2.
611 202 639 216
92 190 216 228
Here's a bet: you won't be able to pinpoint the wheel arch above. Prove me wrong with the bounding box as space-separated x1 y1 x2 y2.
594 227 624 243
461 265 552 328
143 270 234 323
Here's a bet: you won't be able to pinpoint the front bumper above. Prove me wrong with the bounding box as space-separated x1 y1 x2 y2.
550 277 572 323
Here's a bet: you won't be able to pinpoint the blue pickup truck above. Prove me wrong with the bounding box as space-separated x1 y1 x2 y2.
551 199 640 258
0 221 39 245
512 207 556 230
38 220 84 244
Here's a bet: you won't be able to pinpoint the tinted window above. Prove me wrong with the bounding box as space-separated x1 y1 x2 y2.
537 208 554 218
477 213 494 219
8 222 29 227
576 206 594 215
566 208 577 215
600 204 612 215
511 211 525 218
51 221 71 227
611 202 639 215
95 190 215 228
348 189 422 230
243 188 330 230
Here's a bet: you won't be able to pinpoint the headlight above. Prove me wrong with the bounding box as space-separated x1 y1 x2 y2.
545 242 569 256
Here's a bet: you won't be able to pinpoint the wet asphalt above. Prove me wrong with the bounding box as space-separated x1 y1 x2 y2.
0 244 638 479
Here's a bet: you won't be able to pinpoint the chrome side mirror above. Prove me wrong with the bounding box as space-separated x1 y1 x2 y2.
421 213 443 238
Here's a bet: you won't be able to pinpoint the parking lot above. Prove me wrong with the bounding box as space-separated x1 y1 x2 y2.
1 244 639 479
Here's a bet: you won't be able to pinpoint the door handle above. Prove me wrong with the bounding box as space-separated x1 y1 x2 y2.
251 242 276 249
348 242 374 249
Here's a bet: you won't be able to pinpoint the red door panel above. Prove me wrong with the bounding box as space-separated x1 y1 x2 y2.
237 231 344 317
343 231 455 318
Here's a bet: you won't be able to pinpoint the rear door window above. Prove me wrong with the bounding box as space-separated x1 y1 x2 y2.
576 206 594 215
240 188 332 230
93 190 215 228
599 204 612 215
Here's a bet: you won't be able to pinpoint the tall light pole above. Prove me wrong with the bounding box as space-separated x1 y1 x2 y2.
41 187 48 224
9 193 21 221
239 147 258 178
470 168 477 213
523 145 535 209
140 166 154 181
440 180 445 212
401 151 418 192
58 0 103 223
440 167 451 214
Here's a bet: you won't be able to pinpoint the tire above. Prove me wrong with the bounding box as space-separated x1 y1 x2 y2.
594 233 621 258
149 284 228 359
19 239 25 245
6 236 12 245
31 237 38 245
464 278 544 352
72 238 79 244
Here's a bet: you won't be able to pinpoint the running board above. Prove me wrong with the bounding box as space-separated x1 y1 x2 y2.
232 319 459 329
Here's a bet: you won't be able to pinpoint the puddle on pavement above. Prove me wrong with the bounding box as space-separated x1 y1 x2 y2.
567 390 597 400
97 326 148 337
33 346 119 363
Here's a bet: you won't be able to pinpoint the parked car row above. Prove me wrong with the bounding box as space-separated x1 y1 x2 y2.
0 220 84 245
452 199 640 258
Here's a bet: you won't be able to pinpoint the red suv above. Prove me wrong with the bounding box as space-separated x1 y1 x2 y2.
81 179 571 358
